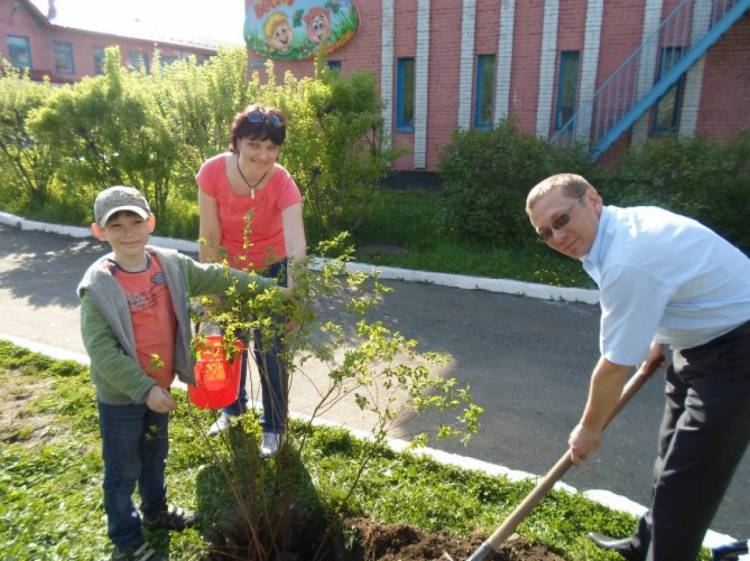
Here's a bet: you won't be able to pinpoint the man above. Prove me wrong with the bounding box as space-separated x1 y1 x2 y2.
525 173 750 561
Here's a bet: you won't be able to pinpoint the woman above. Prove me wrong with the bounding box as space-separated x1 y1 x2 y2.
196 104 306 456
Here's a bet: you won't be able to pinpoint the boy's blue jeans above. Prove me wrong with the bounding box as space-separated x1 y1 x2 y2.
224 260 288 434
98 401 169 549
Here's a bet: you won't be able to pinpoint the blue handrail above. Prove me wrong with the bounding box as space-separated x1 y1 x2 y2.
549 0 750 160
593 0 750 158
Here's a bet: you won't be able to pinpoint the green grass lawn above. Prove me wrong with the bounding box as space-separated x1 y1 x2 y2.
1 339 708 561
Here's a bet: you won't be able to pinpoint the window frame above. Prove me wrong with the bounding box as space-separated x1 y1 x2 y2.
473 53 496 130
395 57 415 133
651 46 686 137
7 35 32 70
93 47 105 75
128 50 150 72
53 41 75 75
554 50 580 133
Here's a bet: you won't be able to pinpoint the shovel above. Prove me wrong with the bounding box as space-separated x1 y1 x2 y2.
439 358 663 561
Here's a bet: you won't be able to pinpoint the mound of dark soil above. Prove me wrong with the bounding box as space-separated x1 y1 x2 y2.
209 514 566 561
345 517 566 561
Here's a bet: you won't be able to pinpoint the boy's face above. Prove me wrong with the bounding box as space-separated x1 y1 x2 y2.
91 211 155 265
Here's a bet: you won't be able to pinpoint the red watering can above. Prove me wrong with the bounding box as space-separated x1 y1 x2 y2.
188 335 245 409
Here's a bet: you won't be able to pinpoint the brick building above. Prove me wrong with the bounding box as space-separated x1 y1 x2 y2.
1 0 216 84
245 0 750 170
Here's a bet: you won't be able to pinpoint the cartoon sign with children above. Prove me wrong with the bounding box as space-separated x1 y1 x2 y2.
245 0 359 60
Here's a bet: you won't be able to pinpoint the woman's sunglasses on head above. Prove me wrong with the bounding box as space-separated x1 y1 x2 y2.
247 109 283 130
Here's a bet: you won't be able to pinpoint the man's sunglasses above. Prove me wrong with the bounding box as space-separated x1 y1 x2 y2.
537 196 583 243
247 109 283 130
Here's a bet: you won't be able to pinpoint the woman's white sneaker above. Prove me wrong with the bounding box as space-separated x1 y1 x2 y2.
208 413 233 436
260 432 281 457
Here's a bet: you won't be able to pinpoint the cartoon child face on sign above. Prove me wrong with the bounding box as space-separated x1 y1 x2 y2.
246 0 359 61
303 7 331 45
264 12 293 53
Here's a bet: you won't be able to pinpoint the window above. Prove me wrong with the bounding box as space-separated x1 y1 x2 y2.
53 41 75 74
555 50 580 132
7 36 32 70
326 60 341 72
160 55 178 67
93 48 105 75
128 50 150 72
396 57 415 132
474 54 495 129
652 46 685 136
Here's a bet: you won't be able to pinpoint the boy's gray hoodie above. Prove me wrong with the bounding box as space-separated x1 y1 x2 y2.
77 245 272 405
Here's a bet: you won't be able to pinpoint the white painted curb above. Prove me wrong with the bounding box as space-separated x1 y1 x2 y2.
0 331 743 555
0 211 600 305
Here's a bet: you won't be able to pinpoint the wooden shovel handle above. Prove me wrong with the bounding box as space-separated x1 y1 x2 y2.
483 358 663 550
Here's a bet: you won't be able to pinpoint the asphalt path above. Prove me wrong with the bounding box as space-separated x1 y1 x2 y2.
0 223 747 538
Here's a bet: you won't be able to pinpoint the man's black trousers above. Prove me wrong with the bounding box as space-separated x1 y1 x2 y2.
631 320 750 561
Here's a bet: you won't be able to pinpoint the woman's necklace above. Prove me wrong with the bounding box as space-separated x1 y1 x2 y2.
236 156 268 199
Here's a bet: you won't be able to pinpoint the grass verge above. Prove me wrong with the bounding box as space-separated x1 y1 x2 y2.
350 190 593 288
0 340 710 560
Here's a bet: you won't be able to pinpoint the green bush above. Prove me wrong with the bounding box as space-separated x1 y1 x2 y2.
0 62 57 212
271 62 402 242
28 48 182 230
438 120 593 245
1 48 397 243
600 133 750 252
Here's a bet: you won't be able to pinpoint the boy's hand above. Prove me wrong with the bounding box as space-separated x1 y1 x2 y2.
146 385 177 413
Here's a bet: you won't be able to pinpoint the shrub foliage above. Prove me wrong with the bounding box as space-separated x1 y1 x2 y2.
439 121 749 252
1 49 747 254
0 62 57 213
438 120 594 245
0 47 396 241
600 134 750 251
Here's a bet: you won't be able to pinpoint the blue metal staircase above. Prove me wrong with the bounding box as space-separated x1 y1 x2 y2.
551 0 750 160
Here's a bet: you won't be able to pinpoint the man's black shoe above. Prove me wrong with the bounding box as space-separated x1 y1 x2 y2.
587 532 644 561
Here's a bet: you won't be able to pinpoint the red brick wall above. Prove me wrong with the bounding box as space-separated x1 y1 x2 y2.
508 0 544 135
592 0 646 149
423 0 461 170
389 1 418 170
242 0 749 171
1 0 214 83
548 0 587 137
697 13 750 141
1 1 54 75
634 0 686 132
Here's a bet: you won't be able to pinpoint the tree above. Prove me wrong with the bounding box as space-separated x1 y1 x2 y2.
191 237 482 560
28 47 180 227
0 62 57 211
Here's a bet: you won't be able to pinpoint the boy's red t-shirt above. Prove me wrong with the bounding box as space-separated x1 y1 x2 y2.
195 153 302 271
111 254 176 388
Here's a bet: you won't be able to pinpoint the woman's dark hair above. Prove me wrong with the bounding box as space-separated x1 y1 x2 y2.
228 103 287 151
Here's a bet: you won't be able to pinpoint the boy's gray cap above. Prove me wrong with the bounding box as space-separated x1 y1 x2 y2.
94 186 151 226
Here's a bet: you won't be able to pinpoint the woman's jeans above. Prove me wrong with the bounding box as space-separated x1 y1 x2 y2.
223 259 289 435
98 401 169 549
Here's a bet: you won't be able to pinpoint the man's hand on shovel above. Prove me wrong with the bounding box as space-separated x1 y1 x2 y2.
569 343 666 465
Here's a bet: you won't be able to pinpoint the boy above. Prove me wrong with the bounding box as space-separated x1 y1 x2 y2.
78 186 276 561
